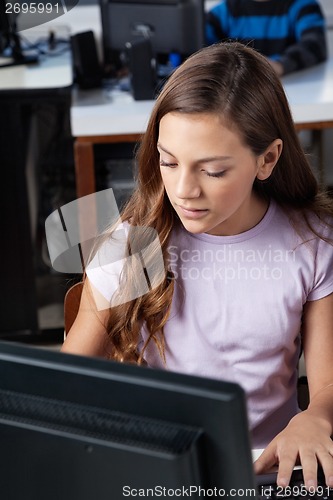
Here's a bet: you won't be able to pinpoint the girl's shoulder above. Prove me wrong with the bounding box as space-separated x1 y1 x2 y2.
287 205 333 242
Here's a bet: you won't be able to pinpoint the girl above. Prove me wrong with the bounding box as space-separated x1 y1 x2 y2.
62 42 333 489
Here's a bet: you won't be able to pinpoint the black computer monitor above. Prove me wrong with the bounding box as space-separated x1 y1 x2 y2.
0 341 257 499
99 0 205 71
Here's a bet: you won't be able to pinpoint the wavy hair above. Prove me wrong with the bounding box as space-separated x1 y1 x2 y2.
100 41 333 363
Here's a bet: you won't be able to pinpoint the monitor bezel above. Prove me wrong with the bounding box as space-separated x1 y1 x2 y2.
0 341 256 496
99 0 206 72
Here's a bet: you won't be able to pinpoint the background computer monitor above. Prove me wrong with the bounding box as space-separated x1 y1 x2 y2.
0 0 12 54
0 0 38 66
99 0 205 72
0 341 256 499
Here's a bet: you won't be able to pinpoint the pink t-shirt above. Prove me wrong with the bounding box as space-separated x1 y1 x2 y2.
87 200 333 448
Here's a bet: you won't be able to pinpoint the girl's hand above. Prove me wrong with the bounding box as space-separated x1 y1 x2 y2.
254 411 333 488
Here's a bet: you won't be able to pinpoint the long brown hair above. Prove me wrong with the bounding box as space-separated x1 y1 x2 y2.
102 41 333 363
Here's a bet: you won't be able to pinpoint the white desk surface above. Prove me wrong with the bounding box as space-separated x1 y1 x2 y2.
282 57 333 124
71 87 155 138
0 51 72 91
71 57 333 138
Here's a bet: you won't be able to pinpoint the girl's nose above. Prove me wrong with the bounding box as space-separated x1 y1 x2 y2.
175 170 201 199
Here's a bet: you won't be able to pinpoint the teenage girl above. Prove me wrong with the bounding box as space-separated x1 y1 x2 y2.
62 42 333 488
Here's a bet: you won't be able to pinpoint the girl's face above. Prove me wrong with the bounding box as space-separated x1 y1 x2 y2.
158 112 268 236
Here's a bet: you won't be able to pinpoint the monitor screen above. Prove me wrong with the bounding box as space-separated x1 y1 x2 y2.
99 0 205 72
0 341 257 499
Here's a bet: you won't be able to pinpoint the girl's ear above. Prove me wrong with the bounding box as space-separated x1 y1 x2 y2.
256 139 283 181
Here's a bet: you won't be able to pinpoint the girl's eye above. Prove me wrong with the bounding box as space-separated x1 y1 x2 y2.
205 170 226 178
160 160 177 167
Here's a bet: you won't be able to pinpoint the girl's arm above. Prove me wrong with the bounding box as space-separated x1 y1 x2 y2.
61 279 112 358
254 292 333 488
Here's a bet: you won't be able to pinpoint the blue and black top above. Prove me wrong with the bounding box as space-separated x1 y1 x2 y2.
206 0 327 74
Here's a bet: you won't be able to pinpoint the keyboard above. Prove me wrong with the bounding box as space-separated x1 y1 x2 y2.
257 469 333 499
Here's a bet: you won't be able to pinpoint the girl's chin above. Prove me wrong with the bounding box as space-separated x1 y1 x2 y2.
179 219 210 234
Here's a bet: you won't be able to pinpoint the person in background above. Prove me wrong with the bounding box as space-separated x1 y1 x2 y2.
206 0 327 76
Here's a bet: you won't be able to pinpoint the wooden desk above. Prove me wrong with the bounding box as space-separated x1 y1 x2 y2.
71 89 153 197
0 51 72 340
71 58 333 198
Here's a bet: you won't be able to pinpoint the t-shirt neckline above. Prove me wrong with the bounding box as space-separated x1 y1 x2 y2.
185 199 277 245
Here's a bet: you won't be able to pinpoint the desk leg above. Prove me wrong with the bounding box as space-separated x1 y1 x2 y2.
74 140 96 198
74 141 98 263
0 102 39 336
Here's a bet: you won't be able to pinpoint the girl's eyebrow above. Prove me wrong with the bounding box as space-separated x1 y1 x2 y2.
157 142 173 155
157 142 233 163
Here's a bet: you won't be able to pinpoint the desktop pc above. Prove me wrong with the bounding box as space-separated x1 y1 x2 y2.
99 0 206 98
70 0 205 96
0 341 257 499
99 0 205 60
1 341 330 499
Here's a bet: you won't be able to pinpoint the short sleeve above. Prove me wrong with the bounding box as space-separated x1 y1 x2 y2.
307 230 333 301
86 224 166 310
86 238 125 307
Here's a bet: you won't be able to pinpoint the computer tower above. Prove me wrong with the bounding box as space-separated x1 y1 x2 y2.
126 38 156 101
71 31 102 89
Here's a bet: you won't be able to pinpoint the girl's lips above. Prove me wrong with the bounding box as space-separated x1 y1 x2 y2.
177 205 209 219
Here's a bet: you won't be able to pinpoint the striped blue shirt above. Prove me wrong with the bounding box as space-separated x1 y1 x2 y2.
206 0 327 74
